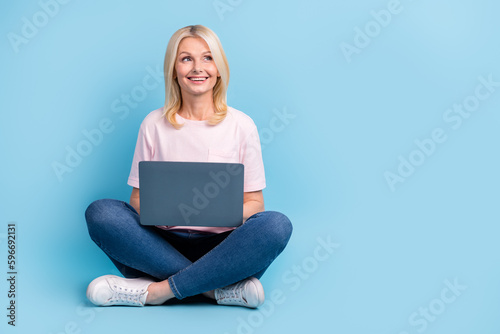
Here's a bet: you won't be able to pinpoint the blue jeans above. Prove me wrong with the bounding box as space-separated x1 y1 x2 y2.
85 199 292 300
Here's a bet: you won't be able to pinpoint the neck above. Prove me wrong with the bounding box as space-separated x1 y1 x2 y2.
178 92 215 121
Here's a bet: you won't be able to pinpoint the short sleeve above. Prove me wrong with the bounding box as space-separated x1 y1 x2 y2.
127 123 153 188
240 126 266 192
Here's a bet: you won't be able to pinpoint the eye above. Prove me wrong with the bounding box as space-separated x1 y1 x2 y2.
181 56 192 62
204 55 213 61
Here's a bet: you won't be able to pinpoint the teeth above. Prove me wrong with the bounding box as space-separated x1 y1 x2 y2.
189 77 207 81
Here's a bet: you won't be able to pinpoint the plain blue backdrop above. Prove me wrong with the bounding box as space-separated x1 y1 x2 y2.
1 0 499 333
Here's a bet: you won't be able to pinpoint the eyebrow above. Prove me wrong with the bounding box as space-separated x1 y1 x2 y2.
178 51 212 56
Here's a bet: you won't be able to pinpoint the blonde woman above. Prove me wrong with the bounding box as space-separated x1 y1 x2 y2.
84 25 292 308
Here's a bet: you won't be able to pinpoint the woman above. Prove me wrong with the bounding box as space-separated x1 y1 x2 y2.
85 25 292 308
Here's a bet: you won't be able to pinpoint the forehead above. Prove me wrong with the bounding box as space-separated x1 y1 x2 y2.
177 37 210 54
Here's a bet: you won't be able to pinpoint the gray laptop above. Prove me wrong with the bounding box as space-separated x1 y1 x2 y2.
138 161 244 227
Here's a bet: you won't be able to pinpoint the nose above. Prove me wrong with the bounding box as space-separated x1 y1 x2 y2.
192 60 203 73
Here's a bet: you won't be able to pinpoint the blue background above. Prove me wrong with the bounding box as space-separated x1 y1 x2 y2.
1 0 499 333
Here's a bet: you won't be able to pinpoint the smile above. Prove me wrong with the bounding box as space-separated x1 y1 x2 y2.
188 77 209 82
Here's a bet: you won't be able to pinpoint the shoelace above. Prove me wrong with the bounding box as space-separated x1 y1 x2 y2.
217 281 248 305
108 284 146 306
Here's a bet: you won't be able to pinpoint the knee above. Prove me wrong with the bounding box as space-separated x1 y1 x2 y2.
85 199 110 222
85 199 123 231
258 211 293 247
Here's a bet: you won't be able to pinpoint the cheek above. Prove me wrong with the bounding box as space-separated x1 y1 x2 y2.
176 63 190 75
214 69 220 77
207 63 219 74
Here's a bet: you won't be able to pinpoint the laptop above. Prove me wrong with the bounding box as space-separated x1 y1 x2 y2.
138 161 244 227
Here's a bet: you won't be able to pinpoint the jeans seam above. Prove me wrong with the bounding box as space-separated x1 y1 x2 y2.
121 200 138 215
168 276 183 299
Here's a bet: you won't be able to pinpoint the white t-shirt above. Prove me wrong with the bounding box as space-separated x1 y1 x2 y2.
127 106 266 233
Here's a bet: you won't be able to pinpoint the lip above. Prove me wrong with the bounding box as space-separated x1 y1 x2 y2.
187 76 209 84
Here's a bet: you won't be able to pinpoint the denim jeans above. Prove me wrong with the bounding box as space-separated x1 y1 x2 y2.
85 199 292 300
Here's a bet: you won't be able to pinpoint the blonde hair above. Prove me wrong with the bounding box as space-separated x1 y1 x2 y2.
163 25 230 129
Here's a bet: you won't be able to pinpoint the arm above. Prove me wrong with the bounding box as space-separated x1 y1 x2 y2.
130 187 140 214
243 190 265 222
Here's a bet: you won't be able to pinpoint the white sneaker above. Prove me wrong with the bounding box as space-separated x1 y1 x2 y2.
214 277 265 308
86 275 155 307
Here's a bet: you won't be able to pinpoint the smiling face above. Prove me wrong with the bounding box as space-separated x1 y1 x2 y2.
174 37 220 99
